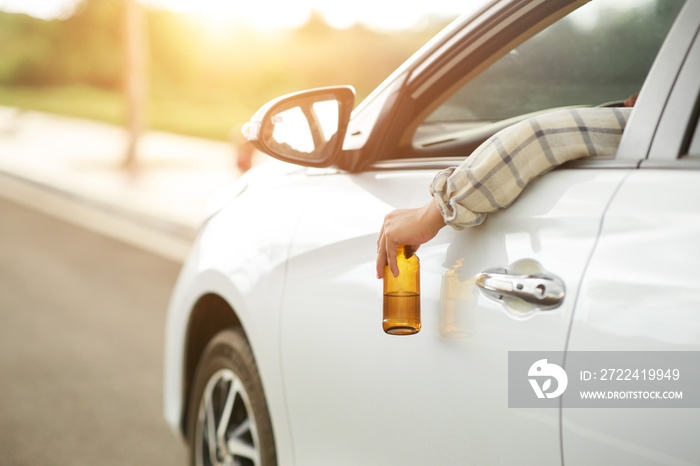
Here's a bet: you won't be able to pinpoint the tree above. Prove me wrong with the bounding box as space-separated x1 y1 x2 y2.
123 0 148 171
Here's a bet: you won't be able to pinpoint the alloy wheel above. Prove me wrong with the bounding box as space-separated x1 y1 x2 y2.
195 368 261 466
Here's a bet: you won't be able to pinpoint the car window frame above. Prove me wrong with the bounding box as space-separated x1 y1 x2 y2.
571 0 700 171
642 2 700 165
363 0 694 172
362 0 584 170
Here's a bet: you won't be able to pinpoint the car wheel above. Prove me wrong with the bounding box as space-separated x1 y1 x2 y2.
187 329 277 466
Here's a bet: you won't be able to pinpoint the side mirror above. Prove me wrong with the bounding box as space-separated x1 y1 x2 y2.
243 86 355 168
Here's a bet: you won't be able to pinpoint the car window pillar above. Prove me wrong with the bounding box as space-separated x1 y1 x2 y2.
648 20 700 160
616 0 700 161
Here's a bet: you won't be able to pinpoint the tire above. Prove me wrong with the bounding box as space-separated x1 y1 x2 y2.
187 329 277 466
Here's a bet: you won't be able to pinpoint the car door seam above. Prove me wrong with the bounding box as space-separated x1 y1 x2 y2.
558 168 636 465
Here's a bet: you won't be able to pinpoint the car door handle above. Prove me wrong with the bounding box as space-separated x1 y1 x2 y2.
475 260 565 311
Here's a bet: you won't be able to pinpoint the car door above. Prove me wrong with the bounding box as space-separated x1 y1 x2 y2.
563 11 700 465
279 162 629 465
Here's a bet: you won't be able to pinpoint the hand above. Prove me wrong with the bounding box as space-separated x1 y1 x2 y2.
376 199 446 279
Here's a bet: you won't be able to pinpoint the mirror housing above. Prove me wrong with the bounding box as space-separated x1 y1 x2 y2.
243 86 355 168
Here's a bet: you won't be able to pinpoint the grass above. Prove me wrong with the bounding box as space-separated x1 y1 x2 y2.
0 85 252 141
0 85 124 124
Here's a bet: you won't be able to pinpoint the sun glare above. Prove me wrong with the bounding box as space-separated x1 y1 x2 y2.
0 0 78 20
0 0 475 30
163 0 476 33
148 0 310 30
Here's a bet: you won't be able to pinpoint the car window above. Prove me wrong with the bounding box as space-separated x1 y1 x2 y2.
412 0 685 151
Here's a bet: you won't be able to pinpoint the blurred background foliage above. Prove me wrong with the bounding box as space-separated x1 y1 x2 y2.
0 0 449 140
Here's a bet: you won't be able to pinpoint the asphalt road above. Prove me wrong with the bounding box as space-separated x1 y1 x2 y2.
0 198 188 466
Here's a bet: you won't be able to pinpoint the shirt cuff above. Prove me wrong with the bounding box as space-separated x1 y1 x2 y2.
430 167 487 230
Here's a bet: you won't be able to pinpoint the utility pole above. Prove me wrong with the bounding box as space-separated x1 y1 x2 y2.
123 0 147 171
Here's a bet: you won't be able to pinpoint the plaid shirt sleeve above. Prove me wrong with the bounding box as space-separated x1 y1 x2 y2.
430 107 632 230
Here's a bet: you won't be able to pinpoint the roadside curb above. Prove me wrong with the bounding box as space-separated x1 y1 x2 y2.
0 106 247 262
0 169 197 262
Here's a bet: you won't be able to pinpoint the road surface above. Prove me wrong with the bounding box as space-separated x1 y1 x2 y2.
0 197 188 465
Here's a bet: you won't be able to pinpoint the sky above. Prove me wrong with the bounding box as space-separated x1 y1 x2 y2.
0 0 482 30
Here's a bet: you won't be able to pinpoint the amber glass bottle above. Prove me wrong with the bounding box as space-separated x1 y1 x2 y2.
383 245 421 335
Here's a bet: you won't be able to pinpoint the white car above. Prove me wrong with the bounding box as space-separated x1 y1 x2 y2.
164 1 700 464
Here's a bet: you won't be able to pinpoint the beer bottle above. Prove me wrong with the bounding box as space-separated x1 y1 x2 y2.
383 245 421 335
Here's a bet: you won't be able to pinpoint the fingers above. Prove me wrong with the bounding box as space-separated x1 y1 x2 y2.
376 222 386 278
377 243 399 279
386 243 399 277
377 208 422 279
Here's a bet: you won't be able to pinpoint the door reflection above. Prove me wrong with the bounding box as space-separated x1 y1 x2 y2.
439 259 478 339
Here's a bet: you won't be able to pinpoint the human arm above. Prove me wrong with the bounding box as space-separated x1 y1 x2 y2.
376 107 632 279
431 107 631 228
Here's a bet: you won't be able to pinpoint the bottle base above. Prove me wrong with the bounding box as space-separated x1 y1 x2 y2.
383 325 420 336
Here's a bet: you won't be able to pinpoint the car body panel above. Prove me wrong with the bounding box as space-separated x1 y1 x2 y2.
163 161 316 464
563 170 700 465
280 167 629 464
